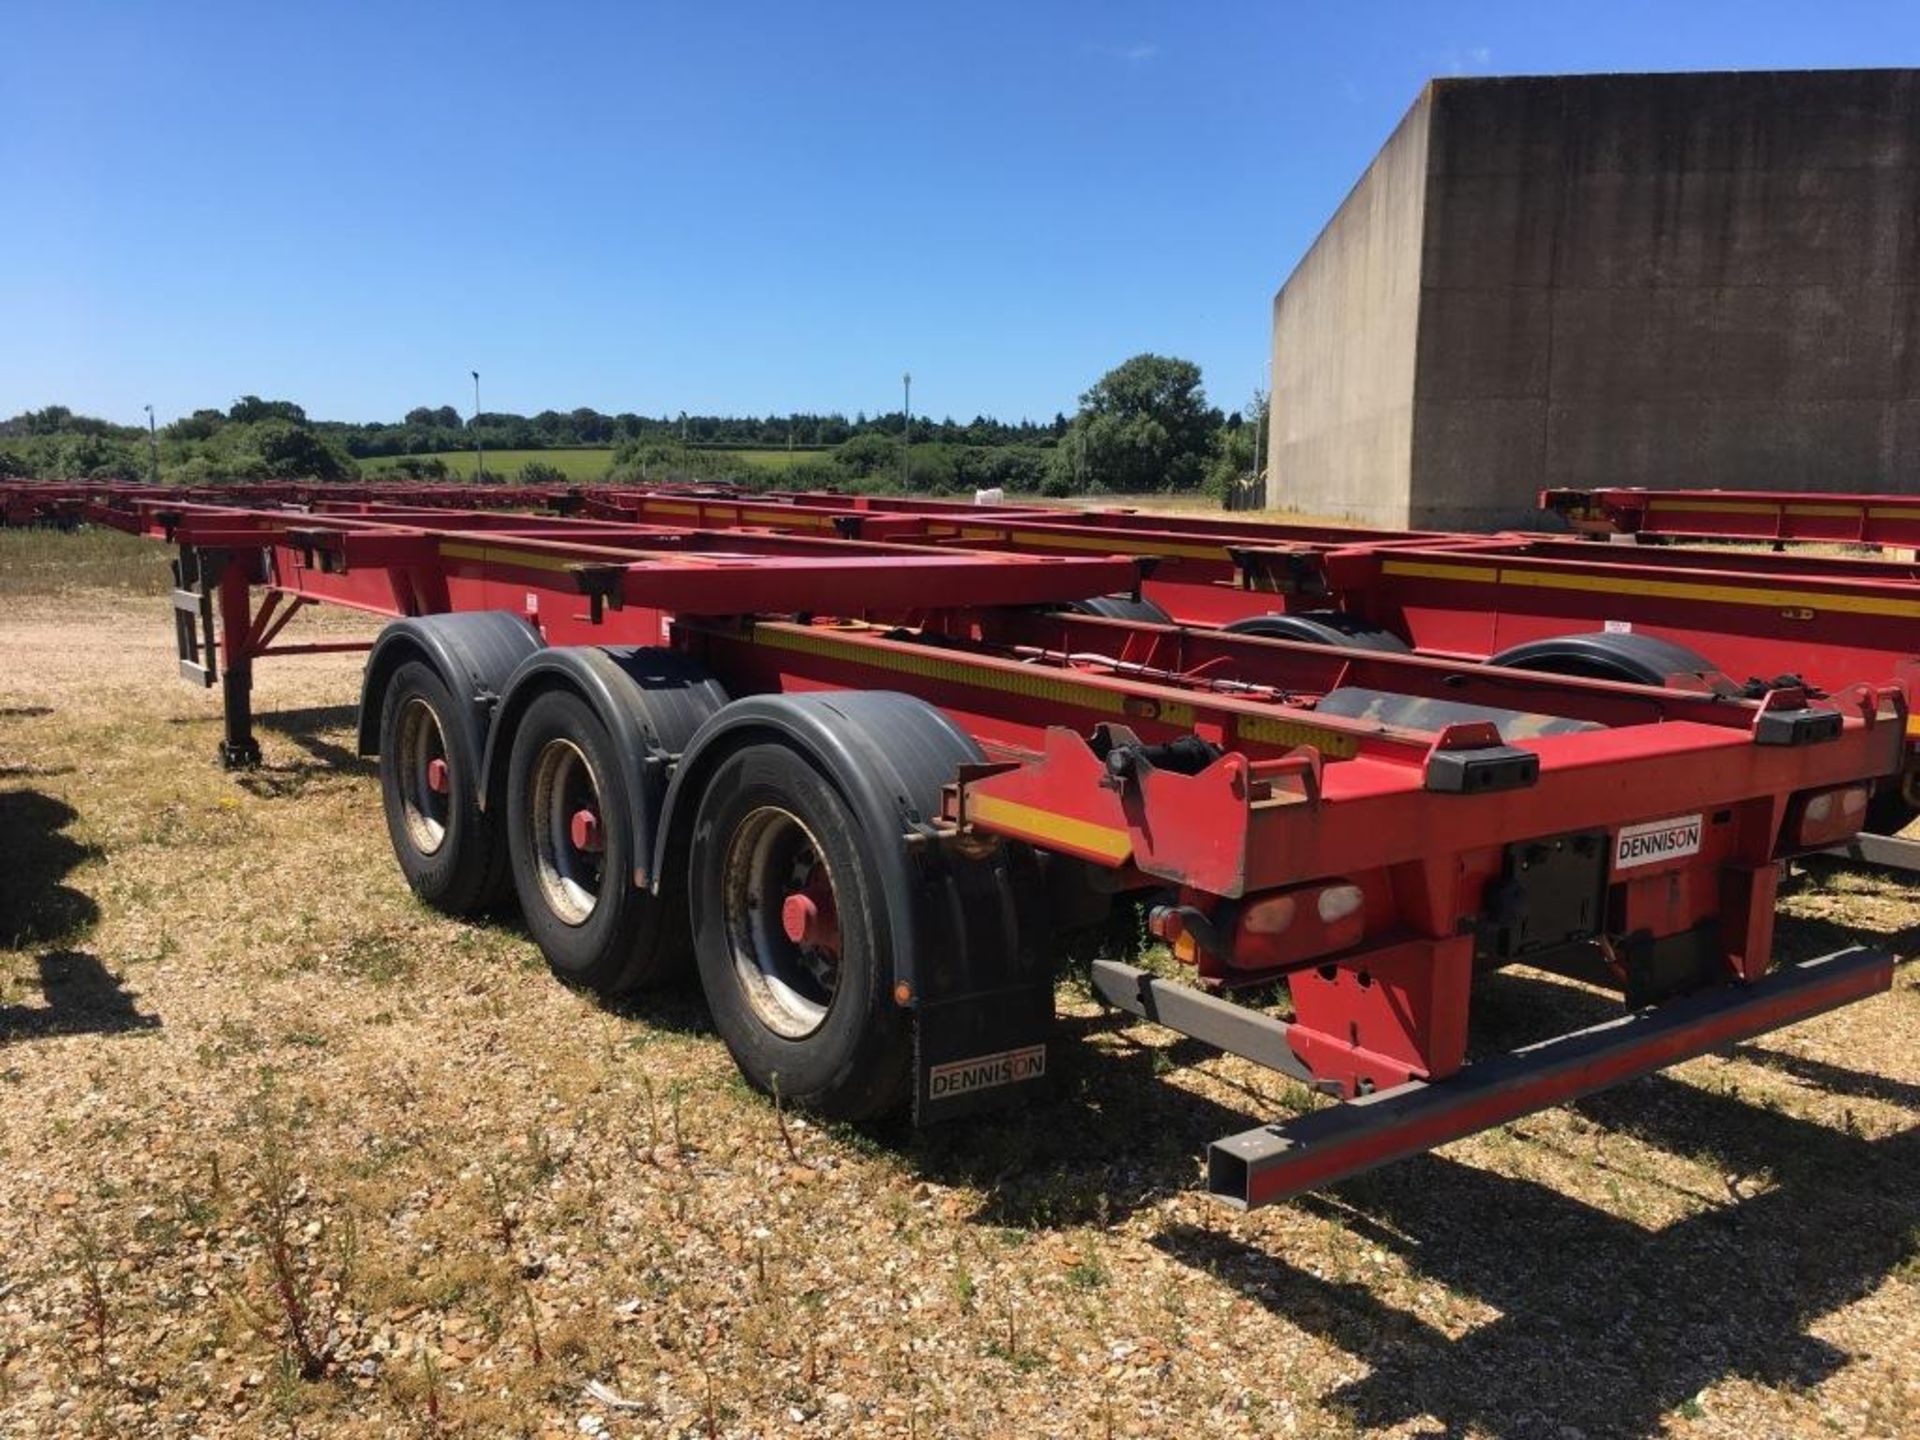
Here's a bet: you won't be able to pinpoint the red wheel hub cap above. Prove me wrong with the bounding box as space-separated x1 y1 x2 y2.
780 874 840 953
569 808 602 853
426 757 450 794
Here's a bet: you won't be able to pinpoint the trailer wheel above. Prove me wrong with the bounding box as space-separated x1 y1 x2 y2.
506 688 682 995
1066 594 1173 624
378 660 508 915
1222 609 1411 653
688 743 911 1120
1486 631 1723 688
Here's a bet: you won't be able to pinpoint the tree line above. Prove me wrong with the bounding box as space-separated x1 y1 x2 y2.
0 355 1267 499
354 407 1067 458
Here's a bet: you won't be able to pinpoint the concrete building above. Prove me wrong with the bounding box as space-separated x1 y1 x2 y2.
1269 70 1920 530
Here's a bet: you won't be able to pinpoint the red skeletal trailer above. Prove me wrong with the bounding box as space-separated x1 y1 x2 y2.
74 487 1908 1209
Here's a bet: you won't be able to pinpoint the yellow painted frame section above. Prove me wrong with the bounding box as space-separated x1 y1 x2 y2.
965 792 1132 863
1381 556 1920 619
439 541 583 575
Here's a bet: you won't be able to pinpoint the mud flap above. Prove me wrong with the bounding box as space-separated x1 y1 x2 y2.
908 836 1057 1125
912 979 1055 1124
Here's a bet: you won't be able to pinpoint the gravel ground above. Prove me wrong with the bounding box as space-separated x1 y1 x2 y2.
0 550 1914 1439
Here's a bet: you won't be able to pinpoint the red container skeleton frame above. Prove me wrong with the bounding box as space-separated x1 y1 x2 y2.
571 485 1920 850
62 490 1905 1209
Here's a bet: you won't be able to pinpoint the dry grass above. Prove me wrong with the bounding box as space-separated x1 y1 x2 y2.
0 535 1915 1439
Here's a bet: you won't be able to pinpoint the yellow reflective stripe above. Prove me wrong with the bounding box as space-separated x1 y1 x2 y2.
1645 498 1778 515
1647 497 1897 521
439 541 581 574
1380 559 1502 584
742 508 829 527
751 623 1193 721
1007 529 1229 561
1502 567 1920 619
1868 506 1918 520
966 793 1131 863
1382 556 1920 619
641 500 701 517
1235 713 1360 758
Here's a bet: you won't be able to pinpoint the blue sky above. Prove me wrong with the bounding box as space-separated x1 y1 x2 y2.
6 1 1919 428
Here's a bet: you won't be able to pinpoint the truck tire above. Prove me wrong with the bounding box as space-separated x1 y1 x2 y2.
1066 594 1173 624
1222 609 1411 653
688 742 913 1121
378 660 508 915
505 688 685 996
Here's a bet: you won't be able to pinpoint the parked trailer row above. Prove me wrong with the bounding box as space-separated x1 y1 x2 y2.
81 493 1908 1209
22 478 1920 838
1540 485 1920 551
569 486 1920 846
1 478 594 526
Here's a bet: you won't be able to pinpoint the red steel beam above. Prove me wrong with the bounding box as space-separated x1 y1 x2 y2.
1541 486 1920 549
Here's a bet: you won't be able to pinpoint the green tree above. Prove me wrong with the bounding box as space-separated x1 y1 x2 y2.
1206 390 1269 500
238 419 357 480
1052 354 1218 494
228 395 308 425
832 432 901 480
169 409 228 441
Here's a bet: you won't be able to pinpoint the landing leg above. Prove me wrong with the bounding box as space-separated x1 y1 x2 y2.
214 551 261 769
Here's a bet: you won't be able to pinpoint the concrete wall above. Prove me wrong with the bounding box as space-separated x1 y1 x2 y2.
1269 90 1431 527
1272 69 1920 531
1414 70 1920 529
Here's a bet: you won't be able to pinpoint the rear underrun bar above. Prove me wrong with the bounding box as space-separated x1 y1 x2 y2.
1203 945 1893 1210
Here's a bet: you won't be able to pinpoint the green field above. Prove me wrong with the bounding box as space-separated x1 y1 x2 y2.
359 445 823 481
360 447 615 481
709 446 828 470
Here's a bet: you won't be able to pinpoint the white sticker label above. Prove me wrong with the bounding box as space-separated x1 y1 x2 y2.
928 1045 1046 1099
525 591 540 613
1614 814 1703 870
1603 619 1632 634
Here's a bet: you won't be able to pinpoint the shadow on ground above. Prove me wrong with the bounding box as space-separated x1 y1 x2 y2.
258 703 365 771
902 948 1915 1439
1154 1081 1915 1440
234 704 370 797
0 789 99 947
167 704 370 796
0 949 160 1042
0 788 158 1041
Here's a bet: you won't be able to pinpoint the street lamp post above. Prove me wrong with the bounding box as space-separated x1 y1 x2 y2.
471 370 484 482
143 404 158 485
1254 356 1272 505
900 371 911 491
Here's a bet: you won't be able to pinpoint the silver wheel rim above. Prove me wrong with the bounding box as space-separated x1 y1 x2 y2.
720 805 840 1039
528 738 605 926
396 696 450 855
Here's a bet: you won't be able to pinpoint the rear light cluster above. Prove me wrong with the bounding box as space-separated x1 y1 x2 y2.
1149 881 1367 973
1783 783 1872 850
